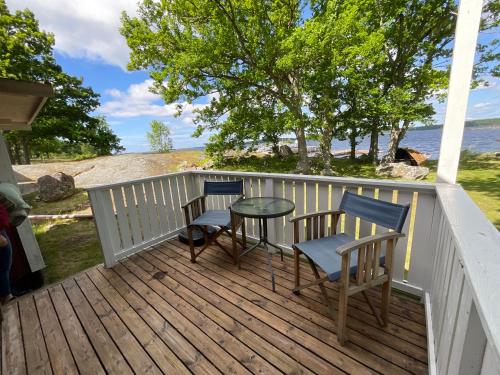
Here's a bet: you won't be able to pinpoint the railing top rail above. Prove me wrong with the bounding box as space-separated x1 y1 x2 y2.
192 170 438 192
85 170 191 192
436 184 500 358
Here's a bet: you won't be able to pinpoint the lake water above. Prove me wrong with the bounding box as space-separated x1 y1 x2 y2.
328 126 500 159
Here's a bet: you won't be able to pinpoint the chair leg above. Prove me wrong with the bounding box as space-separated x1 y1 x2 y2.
230 227 238 265
293 248 301 294
337 283 348 345
307 258 330 307
381 280 391 326
362 291 384 326
187 226 196 263
241 220 247 248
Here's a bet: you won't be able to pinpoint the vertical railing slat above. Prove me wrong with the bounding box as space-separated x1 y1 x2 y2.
283 180 294 243
407 191 439 290
393 189 413 282
123 185 143 245
133 183 152 241
144 181 160 237
153 180 168 235
88 189 121 267
111 187 133 249
168 175 182 230
436 256 465 374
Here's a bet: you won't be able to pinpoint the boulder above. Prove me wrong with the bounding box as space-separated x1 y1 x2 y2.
202 159 214 169
376 163 429 180
37 172 75 202
279 144 294 157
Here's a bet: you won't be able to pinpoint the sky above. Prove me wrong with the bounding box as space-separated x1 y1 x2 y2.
6 0 500 153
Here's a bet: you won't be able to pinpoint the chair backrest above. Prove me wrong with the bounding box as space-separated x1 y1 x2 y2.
339 191 410 233
203 180 243 196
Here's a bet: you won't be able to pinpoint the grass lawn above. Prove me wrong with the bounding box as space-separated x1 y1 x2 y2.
33 219 102 284
220 151 500 229
25 189 102 284
27 151 498 284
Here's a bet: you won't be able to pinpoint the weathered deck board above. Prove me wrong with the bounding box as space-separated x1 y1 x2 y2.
1 238 428 374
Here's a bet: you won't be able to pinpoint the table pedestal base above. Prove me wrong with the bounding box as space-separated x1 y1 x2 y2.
238 218 284 292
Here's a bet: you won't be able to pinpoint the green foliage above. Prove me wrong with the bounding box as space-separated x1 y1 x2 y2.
147 120 173 153
121 0 312 171
0 0 123 163
476 0 499 79
122 0 497 169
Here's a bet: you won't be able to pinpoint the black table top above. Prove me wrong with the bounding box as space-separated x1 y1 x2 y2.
231 197 295 219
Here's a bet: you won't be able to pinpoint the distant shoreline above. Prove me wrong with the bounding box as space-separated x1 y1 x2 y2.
409 118 500 131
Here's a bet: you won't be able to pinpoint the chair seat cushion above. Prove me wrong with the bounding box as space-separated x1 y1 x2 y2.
189 210 232 228
295 234 385 282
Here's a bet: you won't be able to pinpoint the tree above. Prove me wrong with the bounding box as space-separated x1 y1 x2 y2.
86 116 125 156
475 1 499 81
197 94 289 161
0 0 123 163
369 0 455 163
147 120 173 153
121 0 312 172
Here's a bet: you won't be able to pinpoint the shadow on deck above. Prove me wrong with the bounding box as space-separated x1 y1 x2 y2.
2 238 428 374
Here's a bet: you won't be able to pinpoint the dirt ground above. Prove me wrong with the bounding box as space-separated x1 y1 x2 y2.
13 150 204 188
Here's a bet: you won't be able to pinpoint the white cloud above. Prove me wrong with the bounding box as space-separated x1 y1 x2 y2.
473 102 491 109
473 79 498 91
6 0 138 69
99 79 207 121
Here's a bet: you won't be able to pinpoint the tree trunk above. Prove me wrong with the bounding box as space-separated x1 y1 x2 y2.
368 119 379 165
271 143 280 157
294 126 309 173
384 120 410 163
4 137 15 165
12 141 22 165
319 124 334 175
286 75 310 173
22 136 31 164
349 128 357 160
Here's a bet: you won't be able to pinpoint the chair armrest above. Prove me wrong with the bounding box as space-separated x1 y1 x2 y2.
336 232 405 256
182 195 206 209
289 210 343 223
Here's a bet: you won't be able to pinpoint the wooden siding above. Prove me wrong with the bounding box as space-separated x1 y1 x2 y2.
2 238 427 375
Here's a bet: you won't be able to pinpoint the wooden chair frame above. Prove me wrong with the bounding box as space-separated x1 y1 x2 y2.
290 210 404 344
182 194 246 264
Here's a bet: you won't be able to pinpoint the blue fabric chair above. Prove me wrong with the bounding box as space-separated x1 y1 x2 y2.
290 191 410 344
182 180 245 263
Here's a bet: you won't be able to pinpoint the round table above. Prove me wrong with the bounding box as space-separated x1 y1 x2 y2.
231 197 295 292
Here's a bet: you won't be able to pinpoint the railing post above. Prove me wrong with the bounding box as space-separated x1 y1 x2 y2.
263 178 277 245
88 189 120 267
436 0 483 183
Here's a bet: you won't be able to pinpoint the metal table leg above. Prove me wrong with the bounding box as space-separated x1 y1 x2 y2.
238 217 283 292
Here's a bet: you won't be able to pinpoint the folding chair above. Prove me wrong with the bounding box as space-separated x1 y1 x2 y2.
290 191 410 344
182 180 246 264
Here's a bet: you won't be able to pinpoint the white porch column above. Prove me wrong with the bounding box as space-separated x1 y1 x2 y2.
0 133 45 271
436 0 483 184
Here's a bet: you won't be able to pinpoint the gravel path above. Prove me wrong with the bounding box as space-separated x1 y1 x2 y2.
13 151 204 188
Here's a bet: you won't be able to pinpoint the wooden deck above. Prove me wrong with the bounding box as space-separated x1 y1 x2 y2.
1 238 428 374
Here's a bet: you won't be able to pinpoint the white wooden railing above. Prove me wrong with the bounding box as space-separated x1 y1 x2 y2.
425 184 500 375
87 171 192 267
86 170 500 374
